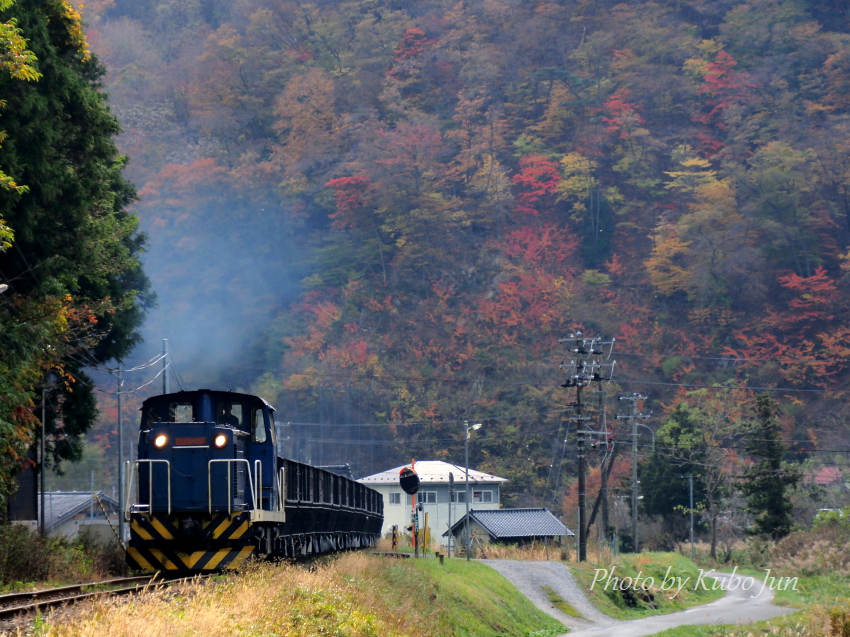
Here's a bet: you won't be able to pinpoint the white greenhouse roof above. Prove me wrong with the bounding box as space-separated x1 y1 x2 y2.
358 460 507 486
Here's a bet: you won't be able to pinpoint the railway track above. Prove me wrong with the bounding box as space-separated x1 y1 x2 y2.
0 574 193 626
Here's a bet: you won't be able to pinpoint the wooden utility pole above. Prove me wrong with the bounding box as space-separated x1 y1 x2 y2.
560 332 615 562
618 393 648 553
118 367 125 546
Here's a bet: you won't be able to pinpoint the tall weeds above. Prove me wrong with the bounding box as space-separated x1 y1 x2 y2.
0 524 126 589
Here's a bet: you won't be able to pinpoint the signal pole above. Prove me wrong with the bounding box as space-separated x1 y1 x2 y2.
560 332 615 562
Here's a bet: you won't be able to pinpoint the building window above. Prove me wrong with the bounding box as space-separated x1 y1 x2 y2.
388 493 401 505
451 491 467 503
473 490 492 503
420 491 437 504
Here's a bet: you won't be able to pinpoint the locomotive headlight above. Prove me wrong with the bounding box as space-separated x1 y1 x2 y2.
214 434 228 448
153 434 168 448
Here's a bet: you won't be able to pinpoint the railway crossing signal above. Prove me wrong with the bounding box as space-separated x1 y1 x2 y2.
399 467 420 495
400 462 421 557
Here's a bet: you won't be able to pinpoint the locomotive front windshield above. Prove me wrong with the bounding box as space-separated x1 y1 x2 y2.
140 392 275 442
216 401 242 426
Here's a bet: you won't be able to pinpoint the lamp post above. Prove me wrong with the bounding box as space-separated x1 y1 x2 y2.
464 421 482 561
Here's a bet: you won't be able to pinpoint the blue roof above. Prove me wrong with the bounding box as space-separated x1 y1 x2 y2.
445 508 573 538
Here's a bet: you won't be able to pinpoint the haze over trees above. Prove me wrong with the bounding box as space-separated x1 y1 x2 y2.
65 0 850 525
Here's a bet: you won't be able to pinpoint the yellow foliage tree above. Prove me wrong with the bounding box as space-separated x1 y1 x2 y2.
646 224 692 296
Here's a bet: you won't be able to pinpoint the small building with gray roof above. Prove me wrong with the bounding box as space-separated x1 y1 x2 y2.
445 508 573 548
358 460 507 548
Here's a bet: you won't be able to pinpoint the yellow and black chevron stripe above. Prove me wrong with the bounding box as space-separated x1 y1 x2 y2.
127 513 256 572
130 513 251 543
126 545 254 571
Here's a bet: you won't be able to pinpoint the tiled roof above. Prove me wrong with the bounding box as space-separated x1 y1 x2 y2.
358 460 507 485
445 508 573 538
38 491 118 532
804 466 844 486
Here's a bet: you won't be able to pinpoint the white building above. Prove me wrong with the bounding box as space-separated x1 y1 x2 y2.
358 460 507 548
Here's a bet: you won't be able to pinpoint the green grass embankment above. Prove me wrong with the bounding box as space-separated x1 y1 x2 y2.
402 557 566 636
569 552 726 620
31 553 566 637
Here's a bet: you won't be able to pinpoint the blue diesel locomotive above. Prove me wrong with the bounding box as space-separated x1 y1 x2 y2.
125 389 383 572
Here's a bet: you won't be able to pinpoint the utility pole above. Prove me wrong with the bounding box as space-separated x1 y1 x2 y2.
40 386 46 536
117 367 125 546
162 339 169 395
447 472 454 558
595 385 611 552
617 393 648 553
684 474 695 561
560 332 615 562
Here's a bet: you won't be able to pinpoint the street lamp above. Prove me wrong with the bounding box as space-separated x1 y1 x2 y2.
464 421 482 561
0 283 8 294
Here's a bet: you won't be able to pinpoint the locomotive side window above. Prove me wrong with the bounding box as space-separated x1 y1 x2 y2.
251 409 266 443
169 402 193 422
145 406 161 425
216 402 242 427
268 411 276 446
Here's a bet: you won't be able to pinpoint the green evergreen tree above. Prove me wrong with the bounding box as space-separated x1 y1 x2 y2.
0 0 152 498
639 447 706 544
740 394 800 541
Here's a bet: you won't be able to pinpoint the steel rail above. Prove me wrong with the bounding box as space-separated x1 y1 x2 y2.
0 574 202 621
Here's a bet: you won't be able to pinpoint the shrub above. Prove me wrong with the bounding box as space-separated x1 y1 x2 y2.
0 524 127 589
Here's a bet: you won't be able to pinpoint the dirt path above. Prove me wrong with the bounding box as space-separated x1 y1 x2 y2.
480 562 795 637
479 560 614 632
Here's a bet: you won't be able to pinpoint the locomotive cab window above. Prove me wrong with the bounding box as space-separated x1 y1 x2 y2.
251 409 266 443
169 402 193 422
216 402 242 427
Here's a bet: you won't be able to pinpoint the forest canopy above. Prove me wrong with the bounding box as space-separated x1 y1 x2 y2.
72 0 850 509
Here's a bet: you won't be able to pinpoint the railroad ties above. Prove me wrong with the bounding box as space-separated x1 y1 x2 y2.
0 574 206 630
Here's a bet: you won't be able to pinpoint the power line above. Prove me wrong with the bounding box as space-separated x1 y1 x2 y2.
168 353 187 392
268 368 836 394
618 379 832 393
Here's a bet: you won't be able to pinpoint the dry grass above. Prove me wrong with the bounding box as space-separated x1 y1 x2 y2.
770 525 850 577
474 541 572 561
24 554 438 637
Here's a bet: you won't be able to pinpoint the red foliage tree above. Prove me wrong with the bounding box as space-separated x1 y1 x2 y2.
512 155 561 215
601 89 645 140
393 28 436 63
325 175 373 229
692 50 758 155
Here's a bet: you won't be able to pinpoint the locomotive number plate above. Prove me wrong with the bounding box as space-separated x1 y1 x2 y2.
175 436 207 446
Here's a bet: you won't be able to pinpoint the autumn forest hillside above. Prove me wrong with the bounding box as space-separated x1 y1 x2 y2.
82 0 850 513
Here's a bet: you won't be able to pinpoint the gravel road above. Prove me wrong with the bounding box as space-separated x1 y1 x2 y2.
479 560 615 632
480 562 795 637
